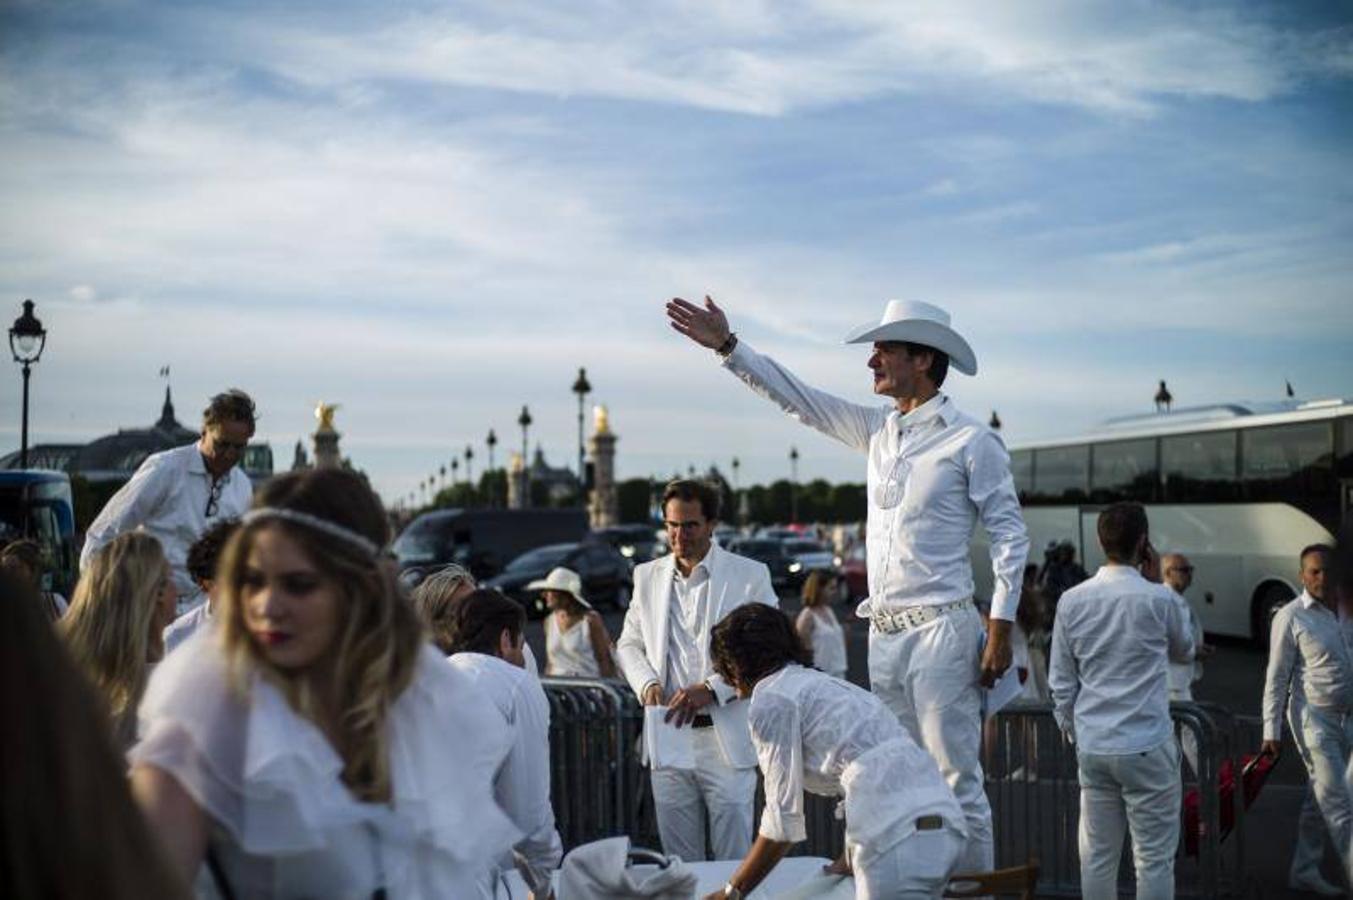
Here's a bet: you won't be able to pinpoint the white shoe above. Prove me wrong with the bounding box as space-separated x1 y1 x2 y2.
1288 872 1345 896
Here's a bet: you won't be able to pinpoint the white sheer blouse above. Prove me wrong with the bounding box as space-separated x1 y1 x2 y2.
748 664 962 854
129 627 521 899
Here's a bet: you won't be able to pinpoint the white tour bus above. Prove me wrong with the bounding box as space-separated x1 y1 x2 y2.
973 397 1352 641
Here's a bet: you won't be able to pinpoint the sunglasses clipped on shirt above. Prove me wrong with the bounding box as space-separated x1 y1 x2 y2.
205 478 225 518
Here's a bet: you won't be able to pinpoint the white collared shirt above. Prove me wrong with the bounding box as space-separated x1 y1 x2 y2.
1261 591 1353 741
666 553 713 695
163 601 213 655
722 340 1029 620
80 442 253 599
1049 565 1195 755
446 651 562 876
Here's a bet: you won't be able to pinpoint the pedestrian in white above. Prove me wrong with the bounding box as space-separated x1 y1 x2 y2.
615 479 778 862
796 570 848 680
666 296 1029 873
82 389 256 605
1162 553 1211 704
1261 544 1350 897
705 603 964 899
1049 502 1195 900
444 587 563 897
162 518 240 654
533 566 616 678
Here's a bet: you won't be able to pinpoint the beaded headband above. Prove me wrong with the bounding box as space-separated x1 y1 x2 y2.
241 507 382 558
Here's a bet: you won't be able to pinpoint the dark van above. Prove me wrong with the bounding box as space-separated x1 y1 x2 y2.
0 470 77 596
392 508 589 582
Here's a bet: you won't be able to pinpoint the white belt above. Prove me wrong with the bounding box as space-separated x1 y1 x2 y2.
870 599 971 634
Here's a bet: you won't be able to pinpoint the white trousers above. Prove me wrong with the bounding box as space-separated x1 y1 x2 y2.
849 824 965 900
649 727 756 862
868 604 992 874
1289 703 1353 882
1077 740 1180 900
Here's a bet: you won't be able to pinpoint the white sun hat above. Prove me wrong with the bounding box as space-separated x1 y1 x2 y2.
843 299 978 376
526 566 592 609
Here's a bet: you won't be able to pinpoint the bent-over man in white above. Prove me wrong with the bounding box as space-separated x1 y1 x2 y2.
1050 503 1194 900
667 296 1028 873
616 480 777 862
1261 545 1351 896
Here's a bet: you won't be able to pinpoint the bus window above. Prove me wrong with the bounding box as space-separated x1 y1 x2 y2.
1162 430 1238 502
1031 445 1089 503
1242 422 1336 529
1010 450 1033 501
1090 438 1158 503
1338 416 1353 479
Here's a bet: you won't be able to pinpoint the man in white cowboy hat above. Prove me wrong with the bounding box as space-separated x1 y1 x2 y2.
665 295 1029 876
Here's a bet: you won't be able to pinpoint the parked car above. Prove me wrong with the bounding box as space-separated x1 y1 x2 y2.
485 541 633 616
840 544 868 600
782 539 838 577
755 526 799 543
392 508 588 582
726 538 798 590
591 523 662 563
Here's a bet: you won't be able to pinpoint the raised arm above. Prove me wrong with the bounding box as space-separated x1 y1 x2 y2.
81 454 173 570
666 296 882 452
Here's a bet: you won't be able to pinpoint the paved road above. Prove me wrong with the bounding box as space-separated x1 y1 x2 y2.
526 591 1330 898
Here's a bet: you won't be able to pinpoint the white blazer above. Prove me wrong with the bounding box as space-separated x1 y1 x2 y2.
616 542 778 769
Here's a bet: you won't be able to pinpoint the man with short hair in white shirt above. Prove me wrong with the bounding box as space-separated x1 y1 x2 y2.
81 389 256 606
666 296 1029 875
444 587 562 897
162 518 240 654
616 479 778 862
1261 544 1350 897
1049 502 1194 900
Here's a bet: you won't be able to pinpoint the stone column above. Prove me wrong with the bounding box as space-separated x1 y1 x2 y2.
507 451 526 510
588 405 619 528
312 402 342 469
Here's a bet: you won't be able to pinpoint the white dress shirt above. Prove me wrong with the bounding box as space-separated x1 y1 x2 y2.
1049 565 1195 755
722 340 1029 621
666 558 713 695
163 601 213 654
1262 592 1353 741
81 442 253 599
749 664 961 849
446 651 562 876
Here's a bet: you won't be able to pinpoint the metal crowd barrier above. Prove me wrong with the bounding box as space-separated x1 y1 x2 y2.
984 701 1245 899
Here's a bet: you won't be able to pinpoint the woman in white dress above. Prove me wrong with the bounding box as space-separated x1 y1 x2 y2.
706 603 965 900
532 567 615 678
795 570 848 679
128 468 520 899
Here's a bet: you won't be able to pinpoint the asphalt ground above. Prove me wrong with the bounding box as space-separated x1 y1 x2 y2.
524 588 1335 898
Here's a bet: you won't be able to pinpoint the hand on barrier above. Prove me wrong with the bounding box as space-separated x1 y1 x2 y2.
665 682 715 727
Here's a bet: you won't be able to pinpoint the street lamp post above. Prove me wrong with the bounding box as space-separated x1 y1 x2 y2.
464 445 475 493
451 457 459 485
9 300 48 469
518 405 532 507
789 446 800 523
571 367 591 503
486 429 498 507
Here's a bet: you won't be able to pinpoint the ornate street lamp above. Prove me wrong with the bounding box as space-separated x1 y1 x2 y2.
9 300 47 469
486 429 498 506
451 457 460 484
518 405 533 506
789 446 800 523
571 367 591 497
464 445 475 490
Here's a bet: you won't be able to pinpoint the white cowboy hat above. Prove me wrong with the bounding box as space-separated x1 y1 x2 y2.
526 566 592 609
843 299 978 376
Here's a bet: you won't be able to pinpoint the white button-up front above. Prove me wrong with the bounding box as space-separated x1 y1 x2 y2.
666 558 712 695
80 442 253 599
1262 592 1353 741
722 340 1029 620
1049 565 1195 755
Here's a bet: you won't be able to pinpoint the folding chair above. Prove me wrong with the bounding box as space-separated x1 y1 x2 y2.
944 860 1040 899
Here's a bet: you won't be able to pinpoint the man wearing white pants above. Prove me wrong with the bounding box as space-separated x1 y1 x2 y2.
666 295 1029 875
1261 544 1350 897
1050 502 1194 899
616 479 777 862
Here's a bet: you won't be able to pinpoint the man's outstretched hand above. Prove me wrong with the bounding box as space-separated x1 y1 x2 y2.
667 296 731 350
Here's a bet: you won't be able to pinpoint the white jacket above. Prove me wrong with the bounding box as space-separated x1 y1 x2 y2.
615 543 777 769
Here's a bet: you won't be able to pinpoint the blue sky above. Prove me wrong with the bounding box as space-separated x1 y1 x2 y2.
2 0 1350 506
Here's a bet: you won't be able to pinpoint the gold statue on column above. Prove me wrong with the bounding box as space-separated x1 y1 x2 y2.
315 402 340 433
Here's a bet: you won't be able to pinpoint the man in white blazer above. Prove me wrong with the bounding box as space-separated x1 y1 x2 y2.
616 479 778 863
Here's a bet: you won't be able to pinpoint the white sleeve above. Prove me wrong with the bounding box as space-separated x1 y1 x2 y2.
498 679 563 874
749 693 806 844
81 453 174 570
967 431 1029 623
721 339 883 454
1261 608 1297 741
1164 591 1196 665
615 594 660 700
706 563 779 705
1048 615 1078 741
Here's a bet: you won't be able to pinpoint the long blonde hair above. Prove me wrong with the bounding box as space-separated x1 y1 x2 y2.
218 469 424 803
800 570 833 608
60 532 168 735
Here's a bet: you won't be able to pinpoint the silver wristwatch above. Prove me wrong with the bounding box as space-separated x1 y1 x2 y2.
723 882 745 900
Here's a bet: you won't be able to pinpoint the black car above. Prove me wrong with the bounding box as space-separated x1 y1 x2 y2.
591 524 662 564
393 508 588 582
726 538 799 589
485 541 633 617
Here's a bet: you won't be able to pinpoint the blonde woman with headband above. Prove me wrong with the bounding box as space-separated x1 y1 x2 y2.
60 532 177 749
128 468 521 899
